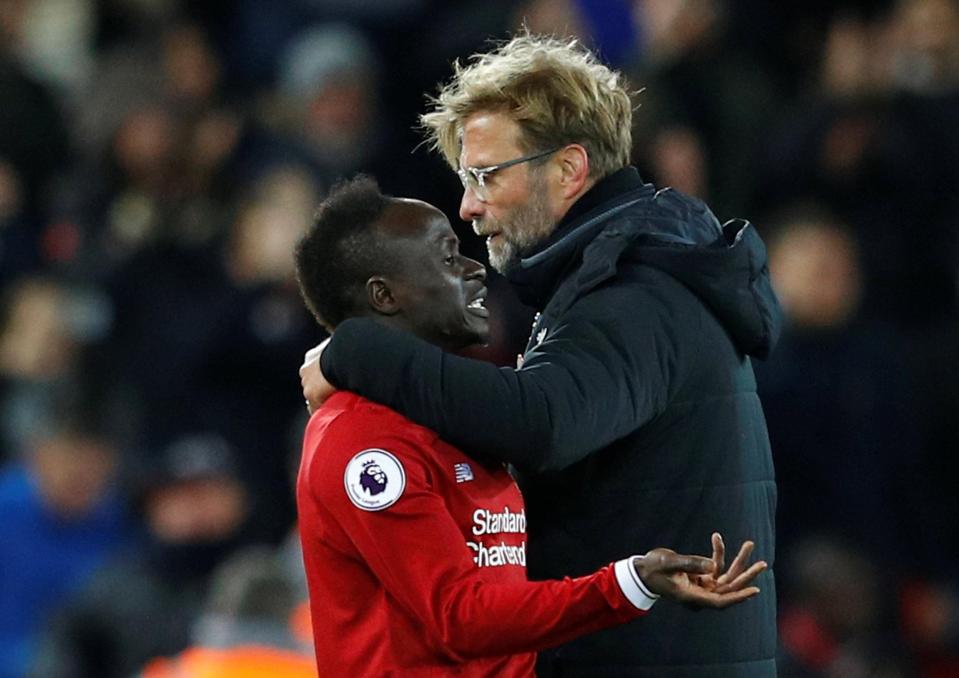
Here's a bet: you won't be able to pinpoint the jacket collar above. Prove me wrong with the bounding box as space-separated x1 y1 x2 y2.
504 167 653 309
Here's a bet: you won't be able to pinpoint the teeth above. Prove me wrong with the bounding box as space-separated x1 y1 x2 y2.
468 299 485 309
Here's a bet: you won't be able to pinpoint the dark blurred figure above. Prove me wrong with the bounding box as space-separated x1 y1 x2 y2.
0 3 70 218
104 163 322 542
0 401 132 678
56 20 298 281
758 5 959 326
898 576 959 677
0 277 92 461
629 0 783 216
0 162 42 285
778 538 911 677
269 24 386 187
73 19 222 160
135 546 314 678
754 208 922 567
29 433 251 678
0 4 71 282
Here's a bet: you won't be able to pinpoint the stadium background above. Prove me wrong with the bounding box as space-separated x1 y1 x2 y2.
1 0 957 676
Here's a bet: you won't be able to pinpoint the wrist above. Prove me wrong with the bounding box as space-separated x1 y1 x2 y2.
613 556 659 611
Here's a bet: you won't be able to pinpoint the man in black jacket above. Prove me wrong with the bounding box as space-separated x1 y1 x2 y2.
301 34 781 677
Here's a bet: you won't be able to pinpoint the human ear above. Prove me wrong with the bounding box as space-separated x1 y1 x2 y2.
557 144 590 199
366 277 401 316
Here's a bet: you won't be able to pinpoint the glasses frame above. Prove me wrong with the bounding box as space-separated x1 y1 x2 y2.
457 147 562 202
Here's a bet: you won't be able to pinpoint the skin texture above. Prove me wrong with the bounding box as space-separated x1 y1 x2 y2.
366 199 489 350
457 111 592 273
638 533 765 608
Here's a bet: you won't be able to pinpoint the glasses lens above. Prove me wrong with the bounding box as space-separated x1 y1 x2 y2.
458 168 488 202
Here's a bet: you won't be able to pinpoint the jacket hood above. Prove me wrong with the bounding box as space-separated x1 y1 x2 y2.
511 180 782 359
623 218 782 359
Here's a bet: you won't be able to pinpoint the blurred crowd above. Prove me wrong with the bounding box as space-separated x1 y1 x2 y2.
0 0 957 676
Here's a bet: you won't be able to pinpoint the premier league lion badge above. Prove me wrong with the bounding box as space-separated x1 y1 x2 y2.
344 449 406 511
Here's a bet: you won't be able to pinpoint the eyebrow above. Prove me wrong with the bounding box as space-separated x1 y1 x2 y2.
434 231 459 246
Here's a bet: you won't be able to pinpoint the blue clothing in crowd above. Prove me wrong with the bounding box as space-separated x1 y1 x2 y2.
0 464 132 678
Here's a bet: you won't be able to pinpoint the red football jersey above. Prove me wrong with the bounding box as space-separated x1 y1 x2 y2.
297 392 656 677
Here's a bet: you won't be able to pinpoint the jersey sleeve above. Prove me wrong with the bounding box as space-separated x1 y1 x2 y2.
302 421 653 662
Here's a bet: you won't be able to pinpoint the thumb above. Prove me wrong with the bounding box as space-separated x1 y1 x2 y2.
648 551 715 575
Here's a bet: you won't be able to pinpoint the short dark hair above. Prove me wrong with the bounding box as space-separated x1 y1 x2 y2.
294 175 394 330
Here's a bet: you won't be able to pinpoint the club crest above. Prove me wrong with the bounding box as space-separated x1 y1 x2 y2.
344 449 406 511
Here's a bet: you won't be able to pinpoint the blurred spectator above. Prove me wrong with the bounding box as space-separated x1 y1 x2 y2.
10 0 95 98
757 7 959 326
0 277 80 459
0 33 69 217
136 546 313 678
891 0 959 94
778 538 910 677
72 20 222 159
0 162 41 286
0 404 132 678
29 433 252 678
888 0 959 323
754 209 923 567
629 0 782 216
271 24 383 186
102 163 321 541
899 577 959 676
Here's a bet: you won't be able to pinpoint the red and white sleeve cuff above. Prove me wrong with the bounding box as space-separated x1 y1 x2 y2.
614 556 660 611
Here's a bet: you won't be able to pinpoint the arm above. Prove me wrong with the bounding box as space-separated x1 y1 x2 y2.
315 285 677 473
306 430 761 662
307 430 643 660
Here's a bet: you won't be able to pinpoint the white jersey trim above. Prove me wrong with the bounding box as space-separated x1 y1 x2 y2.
614 556 659 611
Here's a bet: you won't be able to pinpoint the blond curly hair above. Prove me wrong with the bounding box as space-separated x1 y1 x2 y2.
420 34 633 179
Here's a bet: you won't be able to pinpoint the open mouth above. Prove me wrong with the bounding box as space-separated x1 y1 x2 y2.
466 289 489 318
475 225 502 245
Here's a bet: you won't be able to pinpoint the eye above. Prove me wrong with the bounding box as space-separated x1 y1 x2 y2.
444 255 456 266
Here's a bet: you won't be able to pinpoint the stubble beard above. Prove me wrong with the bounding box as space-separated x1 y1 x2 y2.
482 172 555 274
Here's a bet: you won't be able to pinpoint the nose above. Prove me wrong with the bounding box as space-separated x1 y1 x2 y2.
464 256 487 282
459 188 485 224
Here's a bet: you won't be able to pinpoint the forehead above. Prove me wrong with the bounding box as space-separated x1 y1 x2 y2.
460 111 524 167
376 199 454 243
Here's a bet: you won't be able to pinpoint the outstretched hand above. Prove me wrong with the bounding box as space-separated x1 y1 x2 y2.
634 533 766 609
300 338 335 414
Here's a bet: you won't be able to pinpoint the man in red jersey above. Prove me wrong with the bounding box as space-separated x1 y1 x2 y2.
292 175 766 677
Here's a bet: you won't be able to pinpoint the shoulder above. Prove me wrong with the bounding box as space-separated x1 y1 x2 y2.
305 392 438 454
564 268 688 330
0 465 34 508
300 393 438 511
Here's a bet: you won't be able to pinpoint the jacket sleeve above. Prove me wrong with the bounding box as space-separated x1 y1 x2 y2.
322 284 680 473
305 429 652 661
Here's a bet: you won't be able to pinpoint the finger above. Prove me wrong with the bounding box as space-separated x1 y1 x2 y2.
656 553 715 576
702 586 761 609
715 561 767 595
711 532 725 576
716 540 755 586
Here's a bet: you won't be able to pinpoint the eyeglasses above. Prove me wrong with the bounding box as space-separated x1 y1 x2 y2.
457 147 562 203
